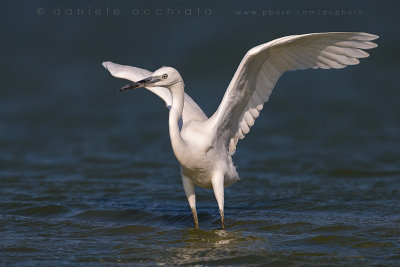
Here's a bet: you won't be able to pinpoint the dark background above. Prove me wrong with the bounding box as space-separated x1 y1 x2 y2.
1 0 398 163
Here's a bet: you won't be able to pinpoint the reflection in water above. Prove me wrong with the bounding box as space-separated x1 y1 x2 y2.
166 229 266 265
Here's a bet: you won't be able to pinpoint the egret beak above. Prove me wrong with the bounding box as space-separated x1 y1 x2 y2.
120 76 161 92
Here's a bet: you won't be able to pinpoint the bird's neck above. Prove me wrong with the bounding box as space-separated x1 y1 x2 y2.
168 81 187 160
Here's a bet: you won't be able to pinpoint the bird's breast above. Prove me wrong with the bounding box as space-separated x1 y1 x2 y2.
177 121 239 189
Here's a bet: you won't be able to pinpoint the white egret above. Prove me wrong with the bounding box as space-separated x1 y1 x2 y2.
103 32 378 229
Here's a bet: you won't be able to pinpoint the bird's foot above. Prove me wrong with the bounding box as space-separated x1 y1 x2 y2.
192 209 199 229
220 209 225 230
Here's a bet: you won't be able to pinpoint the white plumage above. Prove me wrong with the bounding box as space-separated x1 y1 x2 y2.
103 32 378 229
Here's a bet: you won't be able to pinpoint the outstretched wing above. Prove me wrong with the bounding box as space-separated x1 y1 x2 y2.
102 61 207 122
208 32 379 154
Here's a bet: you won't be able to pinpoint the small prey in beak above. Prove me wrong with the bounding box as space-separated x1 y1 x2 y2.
120 76 161 92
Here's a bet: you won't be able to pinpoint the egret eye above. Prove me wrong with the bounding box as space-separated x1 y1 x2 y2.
162 74 168 79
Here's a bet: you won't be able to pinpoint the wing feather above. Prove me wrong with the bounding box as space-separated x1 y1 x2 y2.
103 61 207 123
207 32 378 154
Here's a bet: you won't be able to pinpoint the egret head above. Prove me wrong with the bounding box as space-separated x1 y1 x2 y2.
120 67 183 92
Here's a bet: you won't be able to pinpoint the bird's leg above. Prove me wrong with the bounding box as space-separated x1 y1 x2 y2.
181 174 199 229
211 172 225 230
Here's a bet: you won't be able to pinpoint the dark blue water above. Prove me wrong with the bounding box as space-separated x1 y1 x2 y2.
1 1 400 265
